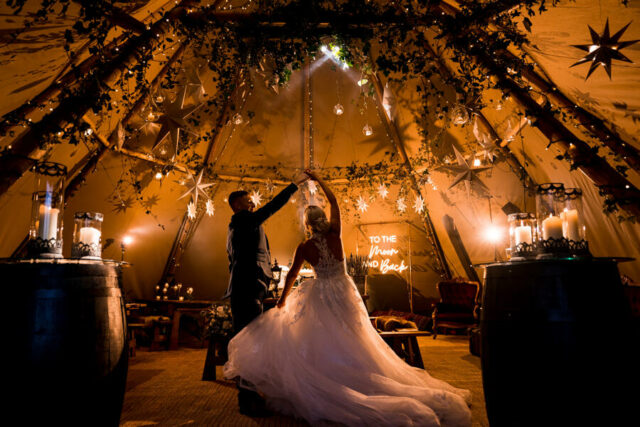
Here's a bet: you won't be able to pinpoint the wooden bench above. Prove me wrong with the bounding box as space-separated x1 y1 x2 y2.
378 330 431 369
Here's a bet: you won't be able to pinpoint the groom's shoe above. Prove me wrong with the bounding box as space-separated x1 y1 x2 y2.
239 400 273 418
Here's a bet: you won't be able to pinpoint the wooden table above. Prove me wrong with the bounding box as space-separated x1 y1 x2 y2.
137 299 215 350
379 330 431 368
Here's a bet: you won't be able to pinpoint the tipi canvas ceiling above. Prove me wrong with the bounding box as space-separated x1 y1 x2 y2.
1 0 639 304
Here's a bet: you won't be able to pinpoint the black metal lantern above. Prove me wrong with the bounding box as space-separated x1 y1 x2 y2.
271 259 282 283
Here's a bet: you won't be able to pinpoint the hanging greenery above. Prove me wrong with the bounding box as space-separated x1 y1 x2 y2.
1 0 638 220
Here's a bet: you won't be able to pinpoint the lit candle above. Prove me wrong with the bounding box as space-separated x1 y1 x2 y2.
561 209 580 241
79 226 101 246
541 214 563 240
38 205 59 240
514 225 533 245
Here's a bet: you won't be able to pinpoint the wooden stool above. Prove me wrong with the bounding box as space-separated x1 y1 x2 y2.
379 330 431 368
149 317 172 351
127 323 146 357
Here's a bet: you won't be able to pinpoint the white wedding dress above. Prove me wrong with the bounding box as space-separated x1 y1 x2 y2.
224 234 472 426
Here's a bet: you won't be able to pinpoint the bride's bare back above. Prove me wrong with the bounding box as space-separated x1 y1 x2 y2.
299 230 344 266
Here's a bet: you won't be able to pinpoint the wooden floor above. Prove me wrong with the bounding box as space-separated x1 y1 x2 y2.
120 335 488 426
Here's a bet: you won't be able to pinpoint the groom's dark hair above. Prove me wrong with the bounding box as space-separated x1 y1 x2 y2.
228 190 248 209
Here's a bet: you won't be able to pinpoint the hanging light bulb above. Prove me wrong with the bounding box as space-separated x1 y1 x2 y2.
232 113 243 125
362 124 373 136
155 95 164 104
155 171 163 180
333 104 344 115
473 158 482 167
450 104 469 125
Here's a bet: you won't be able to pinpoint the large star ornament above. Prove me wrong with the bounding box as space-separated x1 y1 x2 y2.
437 146 491 195
571 19 639 80
178 170 213 205
152 85 203 158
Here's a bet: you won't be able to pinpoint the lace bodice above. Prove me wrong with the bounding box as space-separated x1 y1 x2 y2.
310 233 346 279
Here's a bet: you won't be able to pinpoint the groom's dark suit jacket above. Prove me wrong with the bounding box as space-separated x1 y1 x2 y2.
224 183 298 300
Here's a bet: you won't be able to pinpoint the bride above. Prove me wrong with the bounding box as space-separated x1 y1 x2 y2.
224 170 472 426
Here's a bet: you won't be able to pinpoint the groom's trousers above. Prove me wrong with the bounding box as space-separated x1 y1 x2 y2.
230 281 268 410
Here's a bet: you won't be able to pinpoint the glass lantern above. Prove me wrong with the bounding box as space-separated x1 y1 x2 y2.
535 183 568 258
508 212 537 260
28 161 67 258
561 188 590 257
71 212 103 259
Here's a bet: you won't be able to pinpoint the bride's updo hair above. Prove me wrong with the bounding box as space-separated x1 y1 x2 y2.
304 205 331 235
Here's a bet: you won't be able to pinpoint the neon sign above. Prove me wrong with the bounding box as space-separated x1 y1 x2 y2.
367 234 408 274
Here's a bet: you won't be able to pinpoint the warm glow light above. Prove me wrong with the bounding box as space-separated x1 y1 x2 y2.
357 78 368 86
484 225 502 243
588 44 599 53
155 171 163 180
122 235 133 246
473 158 482 167
320 44 349 69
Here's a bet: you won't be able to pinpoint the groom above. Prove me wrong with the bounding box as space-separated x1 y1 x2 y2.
224 175 306 416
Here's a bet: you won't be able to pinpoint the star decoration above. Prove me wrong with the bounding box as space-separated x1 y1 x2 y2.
178 170 213 205
265 179 275 194
109 122 126 150
184 67 206 103
142 194 160 210
112 196 134 214
396 196 407 212
356 196 369 212
413 195 425 213
377 184 389 199
152 85 203 158
571 19 639 80
205 199 215 217
437 146 492 195
187 201 197 219
473 118 500 163
307 181 318 195
250 190 263 207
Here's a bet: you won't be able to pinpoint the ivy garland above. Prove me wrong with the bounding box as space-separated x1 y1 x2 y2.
2 0 638 220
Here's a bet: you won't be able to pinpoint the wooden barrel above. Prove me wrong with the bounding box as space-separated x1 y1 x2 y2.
480 259 638 426
7 260 128 426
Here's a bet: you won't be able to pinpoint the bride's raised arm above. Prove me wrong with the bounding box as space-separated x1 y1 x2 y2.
305 169 340 235
276 244 304 308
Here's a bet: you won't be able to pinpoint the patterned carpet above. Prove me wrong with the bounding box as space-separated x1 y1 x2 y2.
120 335 488 426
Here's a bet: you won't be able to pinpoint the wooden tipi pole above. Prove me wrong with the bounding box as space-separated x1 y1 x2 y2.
0 1 190 199
369 72 453 279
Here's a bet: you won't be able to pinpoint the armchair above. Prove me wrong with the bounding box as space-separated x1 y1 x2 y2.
432 279 481 339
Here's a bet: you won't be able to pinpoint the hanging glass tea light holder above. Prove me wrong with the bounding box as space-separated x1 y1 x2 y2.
535 183 569 258
560 188 590 257
71 212 103 259
507 212 537 260
28 161 67 258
